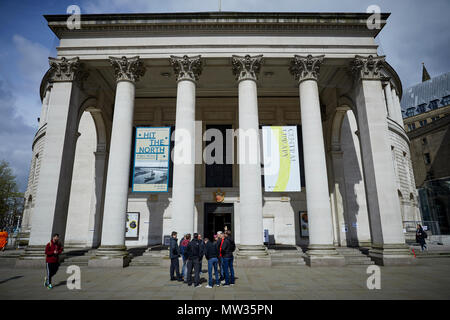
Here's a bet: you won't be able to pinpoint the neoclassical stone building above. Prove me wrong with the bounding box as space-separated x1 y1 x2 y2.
18 12 419 267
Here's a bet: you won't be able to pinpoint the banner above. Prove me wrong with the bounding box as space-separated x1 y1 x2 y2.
125 212 139 239
262 126 301 192
132 127 171 192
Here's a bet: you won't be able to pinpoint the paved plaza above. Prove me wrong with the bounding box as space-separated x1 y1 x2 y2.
1 258 450 300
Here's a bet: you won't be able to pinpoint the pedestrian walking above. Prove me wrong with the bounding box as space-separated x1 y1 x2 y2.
416 224 428 251
221 230 236 287
179 233 190 281
204 237 220 288
185 233 204 287
44 233 63 289
169 231 183 281
0 229 8 251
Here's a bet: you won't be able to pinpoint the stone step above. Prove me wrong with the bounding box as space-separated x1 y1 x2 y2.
335 247 375 265
271 258 306 266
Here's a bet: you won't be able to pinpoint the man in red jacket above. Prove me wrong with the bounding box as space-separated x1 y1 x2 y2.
44 233 63 289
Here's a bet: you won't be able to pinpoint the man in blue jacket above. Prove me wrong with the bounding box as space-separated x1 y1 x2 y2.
169 231 183 281
204 237 220 288
221 230 236 287
185 233 204 287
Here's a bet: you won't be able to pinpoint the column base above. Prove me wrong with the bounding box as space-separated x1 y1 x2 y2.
304 244 346 267
88 245 130 268
15 245 47 268
235 245 271 267
369 243 415 266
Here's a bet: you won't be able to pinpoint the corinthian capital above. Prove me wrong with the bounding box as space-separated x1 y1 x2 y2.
48 57 88 84
350 55 385 80
170 55 203 82
109 56 146 83
289 55 324 83
232 54 263 82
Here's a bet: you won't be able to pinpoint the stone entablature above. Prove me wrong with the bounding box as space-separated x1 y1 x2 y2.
45 12 389 38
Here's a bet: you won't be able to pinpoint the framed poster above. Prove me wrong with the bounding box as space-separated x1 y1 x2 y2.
125 212 139 240
262 126 301 192
300 211 309 237
132 127 171 192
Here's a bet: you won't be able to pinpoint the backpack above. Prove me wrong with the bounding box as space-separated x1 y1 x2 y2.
423 231 428 239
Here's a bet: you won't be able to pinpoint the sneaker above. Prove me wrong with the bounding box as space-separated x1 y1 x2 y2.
216 284 220 287
205 285 213 288
231 283 235 286
47 284 53 290
177 278 184 282
188 283 192 286
195 284 202 288
170 277 177 281
222 284 230 287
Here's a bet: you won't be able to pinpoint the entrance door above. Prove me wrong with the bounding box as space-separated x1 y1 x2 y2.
204 203 234 241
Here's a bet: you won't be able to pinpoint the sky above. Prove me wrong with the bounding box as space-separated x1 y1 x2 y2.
0 0 449 192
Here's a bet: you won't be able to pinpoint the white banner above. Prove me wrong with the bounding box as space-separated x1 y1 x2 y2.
262 126 301 192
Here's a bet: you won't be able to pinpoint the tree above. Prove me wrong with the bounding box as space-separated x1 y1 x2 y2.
0 160 24 231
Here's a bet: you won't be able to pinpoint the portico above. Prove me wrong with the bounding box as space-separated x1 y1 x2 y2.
18 12 419 268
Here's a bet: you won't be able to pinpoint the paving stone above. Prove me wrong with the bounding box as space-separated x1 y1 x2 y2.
2 259 450 299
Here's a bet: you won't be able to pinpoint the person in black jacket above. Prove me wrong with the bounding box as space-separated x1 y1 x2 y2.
169 231 183 281
204 237 220 288
416 224 428 251
185 233 204 287
221 230 236 286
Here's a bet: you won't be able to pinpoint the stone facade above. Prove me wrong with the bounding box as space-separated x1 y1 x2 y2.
19 12 415 266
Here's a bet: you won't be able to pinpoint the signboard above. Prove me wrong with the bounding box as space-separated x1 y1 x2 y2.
126 212 139 239
262 126 301 192
132 127 171 192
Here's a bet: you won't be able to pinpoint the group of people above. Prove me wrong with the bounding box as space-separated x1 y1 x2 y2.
169 230 236 288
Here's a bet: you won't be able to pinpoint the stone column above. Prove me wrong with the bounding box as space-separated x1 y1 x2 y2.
89 56 145 267
17 57 88 267
351 55 412 265
290 55 344 266
231 54 269 265
169 55 202 238
391 88 405 126
39 84 52 128
383 80 395 120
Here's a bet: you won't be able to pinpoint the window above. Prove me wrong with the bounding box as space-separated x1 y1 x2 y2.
407 123 416 131
406 107 415 117
419 119 428 127
205 124 233 188
441 95 450 106
416 104 427 113
424 153 431 165
422 137 428 145
428 100 439 110
431 116 440 121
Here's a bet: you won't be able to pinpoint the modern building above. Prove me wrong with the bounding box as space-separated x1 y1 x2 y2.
18 12 418 267
401 71 450 237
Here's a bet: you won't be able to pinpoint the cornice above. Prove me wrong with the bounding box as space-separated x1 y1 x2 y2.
45 12 389 39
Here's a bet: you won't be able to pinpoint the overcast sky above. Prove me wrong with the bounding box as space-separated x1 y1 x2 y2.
0 0 449 192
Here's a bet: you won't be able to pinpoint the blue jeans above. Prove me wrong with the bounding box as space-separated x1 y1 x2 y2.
207 257 220 287
223 257 234 285
181 256 187 278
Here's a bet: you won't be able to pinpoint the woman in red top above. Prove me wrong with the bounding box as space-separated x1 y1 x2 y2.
44 233 63 289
